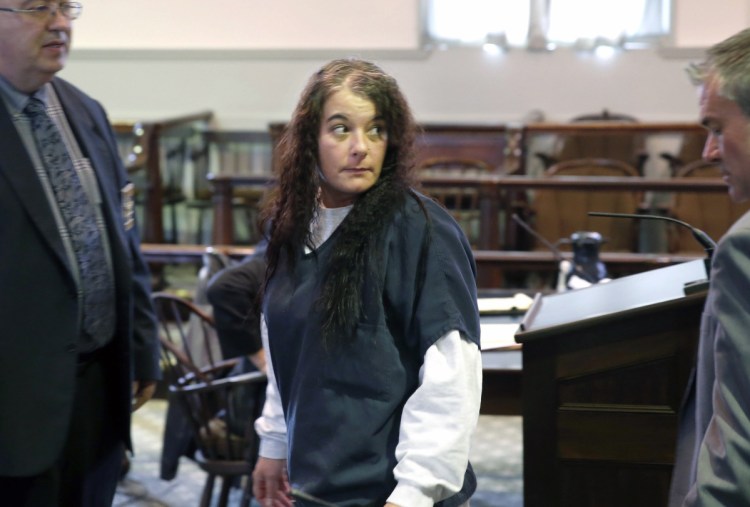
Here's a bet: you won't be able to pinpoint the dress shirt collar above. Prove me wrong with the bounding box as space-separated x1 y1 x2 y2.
0 75 50 114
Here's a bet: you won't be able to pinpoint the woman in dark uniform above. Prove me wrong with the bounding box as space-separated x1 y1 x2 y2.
252 59 482 507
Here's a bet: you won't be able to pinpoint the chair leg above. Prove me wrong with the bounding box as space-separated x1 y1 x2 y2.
240 476 253 507
200 474 216 507
218 476 232 507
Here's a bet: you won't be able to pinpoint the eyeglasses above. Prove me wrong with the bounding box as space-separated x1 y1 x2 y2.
0 2 83 20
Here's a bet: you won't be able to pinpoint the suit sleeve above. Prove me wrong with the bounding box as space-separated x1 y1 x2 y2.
127 223 161 381
688 222 750 504
95 99 161 381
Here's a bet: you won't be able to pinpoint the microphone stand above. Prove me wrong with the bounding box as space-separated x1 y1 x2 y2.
588 211 716 278
588 212 716 258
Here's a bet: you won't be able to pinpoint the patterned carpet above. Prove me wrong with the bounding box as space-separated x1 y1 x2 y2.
114 400 523 507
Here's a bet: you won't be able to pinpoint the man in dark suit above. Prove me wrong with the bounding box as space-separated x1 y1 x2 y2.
0 2 161 505
669 27 750 506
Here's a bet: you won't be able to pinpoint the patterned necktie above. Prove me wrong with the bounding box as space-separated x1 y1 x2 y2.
25 97 115 341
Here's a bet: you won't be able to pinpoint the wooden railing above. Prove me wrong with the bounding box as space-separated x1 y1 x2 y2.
140 243 256 264
124 121 712 245
523 122 704 134
207 173 729 246
472 249 702 288
521 121 706 175
140 242 702 290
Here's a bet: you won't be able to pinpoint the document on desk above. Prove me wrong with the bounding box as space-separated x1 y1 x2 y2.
477 293 534 314
480 322 521 350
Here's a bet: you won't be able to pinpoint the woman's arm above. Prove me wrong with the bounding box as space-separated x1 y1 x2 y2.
387 330 482 507
252 316 292 506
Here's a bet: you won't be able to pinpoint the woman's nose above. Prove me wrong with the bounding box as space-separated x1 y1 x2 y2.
350 133 367 157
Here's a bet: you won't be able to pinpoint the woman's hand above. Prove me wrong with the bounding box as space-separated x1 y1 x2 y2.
131 381 157 412
253 457 293 507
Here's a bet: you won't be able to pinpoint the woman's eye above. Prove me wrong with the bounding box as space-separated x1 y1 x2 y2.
331 125 347 136
368 125 386 138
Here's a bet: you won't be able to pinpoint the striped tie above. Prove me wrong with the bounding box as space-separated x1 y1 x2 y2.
25 98 115 340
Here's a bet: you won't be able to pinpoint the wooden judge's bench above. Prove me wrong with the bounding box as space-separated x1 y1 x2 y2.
515 258 709 507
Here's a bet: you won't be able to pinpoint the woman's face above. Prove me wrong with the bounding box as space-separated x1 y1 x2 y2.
317 87 388 208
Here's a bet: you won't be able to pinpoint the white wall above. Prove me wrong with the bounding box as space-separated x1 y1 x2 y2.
71 0 421 51
58 0 750 129
670 0 750 48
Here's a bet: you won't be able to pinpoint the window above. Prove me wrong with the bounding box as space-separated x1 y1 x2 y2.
428 0 530 46
426 0 669 51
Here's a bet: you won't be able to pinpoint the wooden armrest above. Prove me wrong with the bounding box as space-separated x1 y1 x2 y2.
171 371 268 395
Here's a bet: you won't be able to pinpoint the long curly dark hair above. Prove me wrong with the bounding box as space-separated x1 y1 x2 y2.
261 58 419 344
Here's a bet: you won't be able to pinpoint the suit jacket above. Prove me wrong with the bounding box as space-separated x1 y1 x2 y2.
0 77 161 476
669 210 750 506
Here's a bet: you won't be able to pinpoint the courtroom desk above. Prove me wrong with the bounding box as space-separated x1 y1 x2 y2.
478 297 531 416
516 260 708 507
481 342 522 415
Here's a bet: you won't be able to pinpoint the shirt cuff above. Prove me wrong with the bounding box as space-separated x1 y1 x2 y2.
258 437 287 459
387 482 436 507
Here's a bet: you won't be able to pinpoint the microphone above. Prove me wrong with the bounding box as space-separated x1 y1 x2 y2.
588 211 716 259
512 213 601 285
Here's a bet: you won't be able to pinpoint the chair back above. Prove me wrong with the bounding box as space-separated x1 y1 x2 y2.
532 158 642 252
418 157 493 246
152 292 221 381
668 160 750 252
151 291 267 507
660 130 708 176
536 110 648 174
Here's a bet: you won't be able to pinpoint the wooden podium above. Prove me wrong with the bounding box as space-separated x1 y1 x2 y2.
515 259 709 507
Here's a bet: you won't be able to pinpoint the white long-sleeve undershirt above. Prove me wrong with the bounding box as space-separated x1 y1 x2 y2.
254 318 482 506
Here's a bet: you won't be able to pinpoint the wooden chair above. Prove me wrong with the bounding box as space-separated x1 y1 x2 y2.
413 124 510 173
660 130 708 176
530 158 642 252
666 160 750 253
536 109 649 175
152 292 267 507
418 157 493 246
